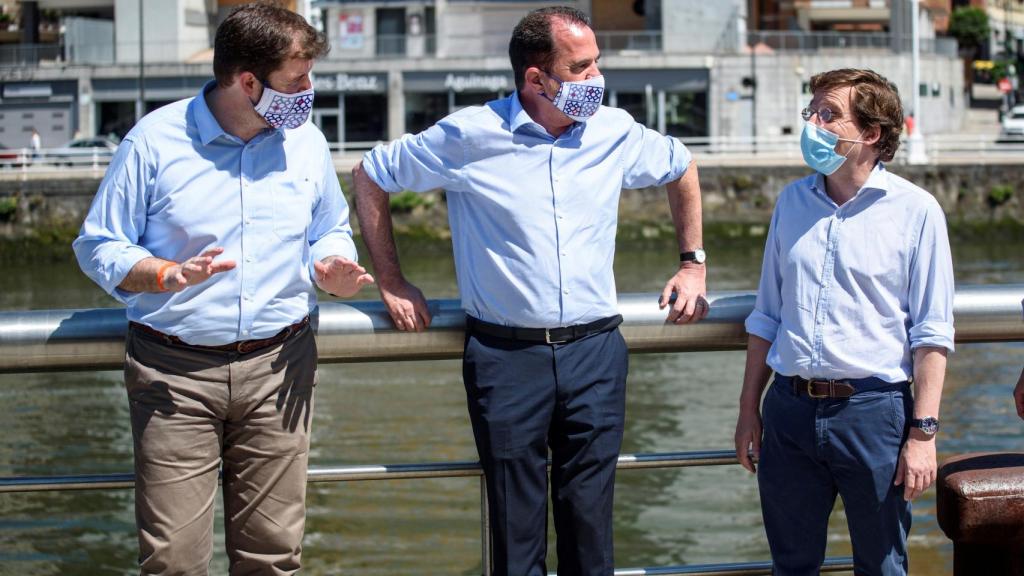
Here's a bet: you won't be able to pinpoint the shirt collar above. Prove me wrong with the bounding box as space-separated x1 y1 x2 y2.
509 91 540 134
811 162 890 201
193 80 284 146
193 80 229 146
508 91 583 139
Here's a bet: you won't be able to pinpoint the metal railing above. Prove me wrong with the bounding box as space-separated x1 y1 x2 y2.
1 285 1023 574
743 31 959 57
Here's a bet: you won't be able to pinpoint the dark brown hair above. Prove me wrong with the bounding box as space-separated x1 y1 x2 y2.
213 2 329 87
509 6 591 91
809 68 904 162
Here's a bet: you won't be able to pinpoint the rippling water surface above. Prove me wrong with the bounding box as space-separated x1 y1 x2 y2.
0 236 1021 575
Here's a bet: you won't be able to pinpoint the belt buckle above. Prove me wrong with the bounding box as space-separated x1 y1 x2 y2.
806 379 832 399
544 328 568 345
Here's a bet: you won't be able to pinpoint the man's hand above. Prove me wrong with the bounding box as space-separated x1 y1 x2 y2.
660 264 708 324
734 409 762 474
894 434 937 501
314 256 375 298
162 247 236 292
380 279 432 332
1014 367 1024 420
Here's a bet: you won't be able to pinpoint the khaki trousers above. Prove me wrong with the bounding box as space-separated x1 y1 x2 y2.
124 323 317 576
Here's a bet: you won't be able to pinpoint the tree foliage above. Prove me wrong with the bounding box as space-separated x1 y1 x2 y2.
949 7 990 51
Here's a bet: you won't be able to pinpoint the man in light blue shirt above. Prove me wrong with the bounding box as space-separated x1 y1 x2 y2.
734 69 954 575
73 5 372 574
355 7 707 575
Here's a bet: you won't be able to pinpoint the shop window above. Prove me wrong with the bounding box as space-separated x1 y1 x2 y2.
665 92 708 138
454 91 500 111
405 92 447 135
346 94 387 143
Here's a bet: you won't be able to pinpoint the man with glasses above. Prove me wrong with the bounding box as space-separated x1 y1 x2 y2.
354 6 707 574
734 68 954 575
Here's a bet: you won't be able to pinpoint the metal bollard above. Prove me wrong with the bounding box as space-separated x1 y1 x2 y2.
937 453 1024 575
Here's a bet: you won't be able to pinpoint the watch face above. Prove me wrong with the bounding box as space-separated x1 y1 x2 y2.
914 417 939 435
694 249 706 264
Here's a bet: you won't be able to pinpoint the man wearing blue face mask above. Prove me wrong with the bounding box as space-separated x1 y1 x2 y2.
734 68 954 575
354 6 707 574
73 4 374 574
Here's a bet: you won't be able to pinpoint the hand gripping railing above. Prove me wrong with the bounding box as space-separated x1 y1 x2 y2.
2 285 1023 574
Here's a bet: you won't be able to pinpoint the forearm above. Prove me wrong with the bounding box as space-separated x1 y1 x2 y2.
666 160 703 252
739 335 774 414
353 162 404 288
911 346 947 419
118 256 175 293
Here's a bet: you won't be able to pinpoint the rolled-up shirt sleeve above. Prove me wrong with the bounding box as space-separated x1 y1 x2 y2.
309 145 357 273
907 200 955 352
620 123 691 189
361 119 466 194
745 204 783 343
72 138 154 304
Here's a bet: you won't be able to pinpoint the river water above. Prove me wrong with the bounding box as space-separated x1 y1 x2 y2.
0 236 1022 576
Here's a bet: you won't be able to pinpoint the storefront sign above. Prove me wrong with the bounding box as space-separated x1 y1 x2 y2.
315 73 385 93
443 73 510 93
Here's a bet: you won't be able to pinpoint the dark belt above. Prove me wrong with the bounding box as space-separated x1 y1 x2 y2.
780 374 905 399
130 316 309 354
466 314 622 345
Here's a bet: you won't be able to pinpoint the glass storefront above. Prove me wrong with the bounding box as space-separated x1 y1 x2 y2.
312 72 388 150
403 71 513 135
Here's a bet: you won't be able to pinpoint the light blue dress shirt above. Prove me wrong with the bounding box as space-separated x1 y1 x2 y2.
73 82 357 345
362 92 691 328
745 164 955 383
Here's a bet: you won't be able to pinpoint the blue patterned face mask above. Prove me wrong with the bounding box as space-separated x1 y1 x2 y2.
253 83 315 130
543 73 605 122
799 121 864 176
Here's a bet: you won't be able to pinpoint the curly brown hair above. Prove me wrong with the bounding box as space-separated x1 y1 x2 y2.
809 68 904 162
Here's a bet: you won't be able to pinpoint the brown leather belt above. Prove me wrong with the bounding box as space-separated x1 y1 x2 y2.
783 375 904 399
130 316 309 354
792 376 856 398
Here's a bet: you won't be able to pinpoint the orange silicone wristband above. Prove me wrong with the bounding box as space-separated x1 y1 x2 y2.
156 262 177 292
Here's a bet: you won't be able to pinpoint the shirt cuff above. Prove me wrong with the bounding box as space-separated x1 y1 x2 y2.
105 245 155 305
361 146 404 194
309 236 359 278
745 310 779 343
909 321 955 353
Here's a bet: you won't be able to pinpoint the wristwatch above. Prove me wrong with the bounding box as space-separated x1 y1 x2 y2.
680 249 707 265
910 417 940 436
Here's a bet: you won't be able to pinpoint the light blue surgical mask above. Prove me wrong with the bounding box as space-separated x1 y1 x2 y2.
800 121 864 176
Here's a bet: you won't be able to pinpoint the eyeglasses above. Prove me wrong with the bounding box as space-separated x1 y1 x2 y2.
801 106 839 123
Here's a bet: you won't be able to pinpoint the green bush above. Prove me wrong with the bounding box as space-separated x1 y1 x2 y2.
987 184 1013 209
0 197 16 222
389 191 434 214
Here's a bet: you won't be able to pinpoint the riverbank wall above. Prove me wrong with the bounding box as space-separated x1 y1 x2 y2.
1 162 1022 250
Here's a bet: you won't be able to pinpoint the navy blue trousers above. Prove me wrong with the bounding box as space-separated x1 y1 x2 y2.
463 327 629 576
758 376 914 576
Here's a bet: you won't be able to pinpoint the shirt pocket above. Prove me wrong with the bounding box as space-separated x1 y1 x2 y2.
272 176 315 242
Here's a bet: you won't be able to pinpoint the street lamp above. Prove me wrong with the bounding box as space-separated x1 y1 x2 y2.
907 0 928 164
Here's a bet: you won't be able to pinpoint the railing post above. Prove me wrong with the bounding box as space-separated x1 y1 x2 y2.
481 475 492 576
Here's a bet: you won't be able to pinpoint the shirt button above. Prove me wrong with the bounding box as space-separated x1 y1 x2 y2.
245 218 252 225
558 215 565 220
563 289 570 295
561 251 567 257
245 256 253 263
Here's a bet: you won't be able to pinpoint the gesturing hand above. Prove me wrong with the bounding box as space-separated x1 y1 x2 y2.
314 256 375 298
161 247 236 292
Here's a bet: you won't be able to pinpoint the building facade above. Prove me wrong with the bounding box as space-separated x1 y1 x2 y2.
0 0 965 151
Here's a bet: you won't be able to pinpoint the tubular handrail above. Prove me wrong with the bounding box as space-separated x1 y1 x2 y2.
1 285 1022 373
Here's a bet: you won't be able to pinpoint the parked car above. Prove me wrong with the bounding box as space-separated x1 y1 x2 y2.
999 105 1024 142
0 146 25 168
43 137 119 166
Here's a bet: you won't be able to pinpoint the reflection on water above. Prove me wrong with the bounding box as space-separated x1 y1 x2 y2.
0 237 1022 575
